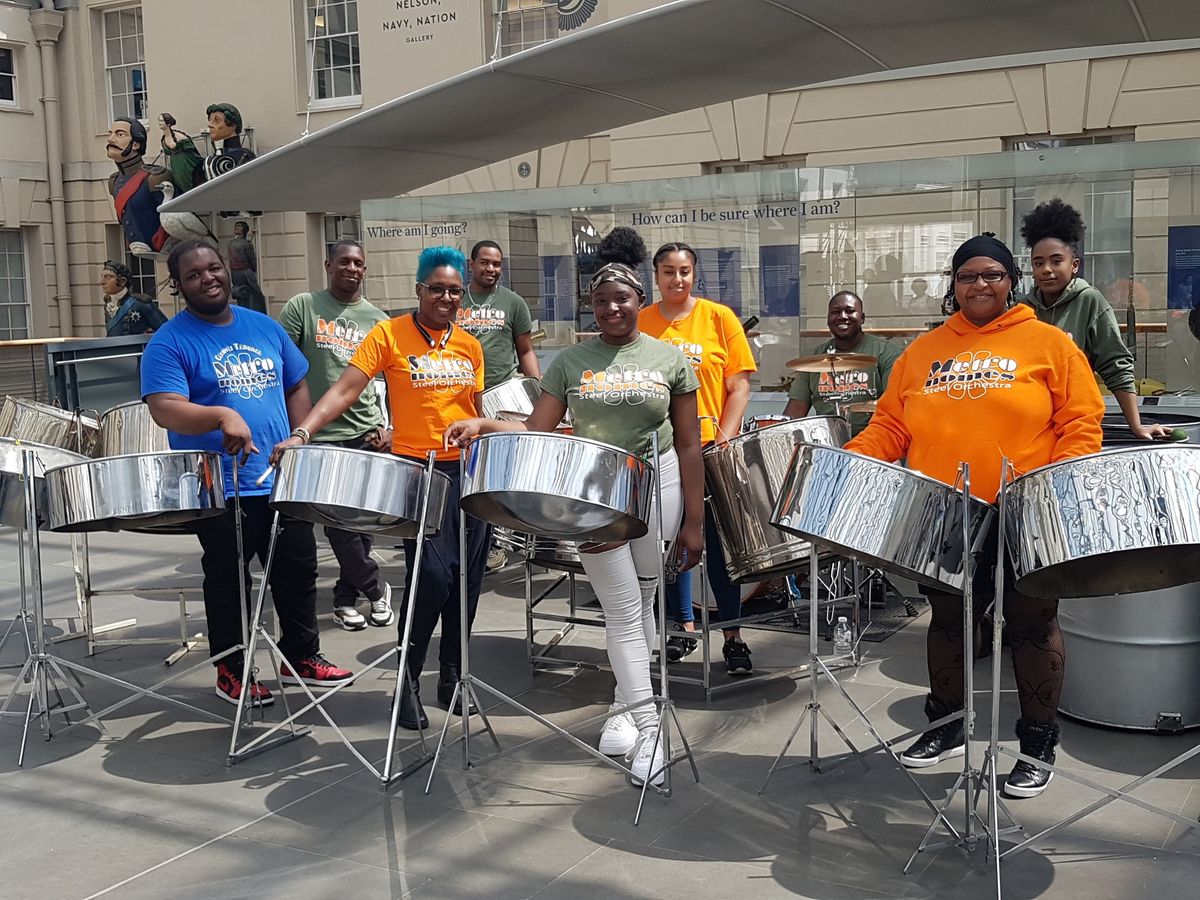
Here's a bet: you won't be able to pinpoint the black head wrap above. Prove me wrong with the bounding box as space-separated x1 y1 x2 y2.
588 262 645 299
944 233 1022 307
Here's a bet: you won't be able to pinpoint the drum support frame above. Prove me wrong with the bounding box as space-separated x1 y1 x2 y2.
977 458 1200 874
226 451 441 787
426 435 700 825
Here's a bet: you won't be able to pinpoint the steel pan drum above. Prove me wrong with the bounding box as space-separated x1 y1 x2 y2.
771 444 995 592
704 416 850 583
744 414 791 431
1005 445 1200 598
270 445 450 538
0 437 88 530
1059 582 1200 731
95 401 170 457
0 396 99 455
44 451 225 533
461 432 652 542
496 410 573 434
480 377 542 420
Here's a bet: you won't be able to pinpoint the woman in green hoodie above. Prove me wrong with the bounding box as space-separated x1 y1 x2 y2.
1020 199 1168 440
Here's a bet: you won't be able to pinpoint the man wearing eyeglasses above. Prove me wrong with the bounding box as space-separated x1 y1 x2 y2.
784 291 901 435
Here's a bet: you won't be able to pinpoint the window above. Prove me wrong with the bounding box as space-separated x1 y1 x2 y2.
323 214 361 260
126 252 157 299
306 0 360 105
0 48 16 108
493 1 559 58
103 6 147 121
0 231 29 341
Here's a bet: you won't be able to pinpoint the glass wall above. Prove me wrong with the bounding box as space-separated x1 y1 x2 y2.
362 139 1200 396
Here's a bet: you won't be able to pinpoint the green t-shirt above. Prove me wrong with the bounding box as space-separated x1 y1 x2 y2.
541 334 699 459
787 332 902 434
279 289 388 442
456 285 533 390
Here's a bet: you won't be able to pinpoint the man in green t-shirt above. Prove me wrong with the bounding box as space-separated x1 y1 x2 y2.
783 291 901 435
458 241 541 390
279 240 393 631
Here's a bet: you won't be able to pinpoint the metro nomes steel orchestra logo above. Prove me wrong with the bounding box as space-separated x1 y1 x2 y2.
923 350 1017 401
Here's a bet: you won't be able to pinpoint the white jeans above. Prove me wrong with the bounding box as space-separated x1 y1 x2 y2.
578 448 682 732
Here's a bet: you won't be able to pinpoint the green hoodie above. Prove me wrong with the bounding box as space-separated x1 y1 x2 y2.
1022 277 1135 394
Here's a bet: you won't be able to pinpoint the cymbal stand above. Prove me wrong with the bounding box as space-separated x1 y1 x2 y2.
427 433 700 825
902 462 1022 893
0 450 102 765
227 452 439 787
985 458 1200 874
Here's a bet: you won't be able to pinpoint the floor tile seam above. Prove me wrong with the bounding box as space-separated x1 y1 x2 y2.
523 840 613 899
1160 783 1197 849
78 759 372 899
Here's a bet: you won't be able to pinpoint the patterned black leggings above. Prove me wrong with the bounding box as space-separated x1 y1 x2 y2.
925 589 1064 723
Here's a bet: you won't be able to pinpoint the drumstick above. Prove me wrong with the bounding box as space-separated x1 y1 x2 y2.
255 465 275 487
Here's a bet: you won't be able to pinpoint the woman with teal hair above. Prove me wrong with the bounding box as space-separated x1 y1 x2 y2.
273 246 490 730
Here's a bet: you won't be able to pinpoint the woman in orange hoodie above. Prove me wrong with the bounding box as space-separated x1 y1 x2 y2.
846 234 1103 799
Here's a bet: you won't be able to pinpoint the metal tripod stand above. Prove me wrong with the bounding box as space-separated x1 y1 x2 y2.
426 434 700 824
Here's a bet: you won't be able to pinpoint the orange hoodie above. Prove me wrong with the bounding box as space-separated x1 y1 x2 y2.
845 304 1103 501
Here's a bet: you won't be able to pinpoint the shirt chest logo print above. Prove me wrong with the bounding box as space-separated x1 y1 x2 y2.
924 350 1017 400
457 307 507 334
212 344 279 399
659 337 703 369
315 315 369 360
406 350 476 393
579 364 669 405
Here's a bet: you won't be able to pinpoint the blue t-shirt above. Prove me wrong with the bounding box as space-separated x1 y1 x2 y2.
140 306 309 496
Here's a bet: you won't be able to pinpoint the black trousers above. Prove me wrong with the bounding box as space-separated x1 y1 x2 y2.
319 435 384 606
399 458 489 676
194 495 320 667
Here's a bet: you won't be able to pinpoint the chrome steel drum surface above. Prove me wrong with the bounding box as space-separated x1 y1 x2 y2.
495 410 572 433
0 437 87 530
0 396 100 455
1059 582 1200 731
704 416 850 583
771 444 995 592
480 377 542 420
270 445 449 538
461 432 651 542
96 401 170 457
44 451 225 533
744 414 792 431
1005 445 1200 598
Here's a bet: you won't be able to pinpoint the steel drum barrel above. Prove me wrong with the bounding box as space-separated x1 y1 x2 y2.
95 401 171 457
0 438 88 530
1059 582 1200 731
44 451 226 533
0 396 99 456
703 416 850 583
479 377 542 420
1004 445 1200 598
461 432 651 542
771 444 995 592
269 445 450 538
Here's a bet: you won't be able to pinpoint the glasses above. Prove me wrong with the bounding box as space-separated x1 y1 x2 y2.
418 283 464 300
955 270 1008 285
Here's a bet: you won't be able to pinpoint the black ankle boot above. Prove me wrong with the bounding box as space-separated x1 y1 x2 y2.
1004 718 1059 798
900 695 966 769
397 663 427 731
437 664 476 716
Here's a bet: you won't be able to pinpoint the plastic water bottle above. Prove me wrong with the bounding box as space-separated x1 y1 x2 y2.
833 617 853 655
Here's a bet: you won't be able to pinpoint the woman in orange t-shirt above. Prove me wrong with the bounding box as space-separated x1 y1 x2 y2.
638 242 757 676
272 246 487 732
846 234 1103 799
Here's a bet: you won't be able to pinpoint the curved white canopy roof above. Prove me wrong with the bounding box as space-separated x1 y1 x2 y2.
164 0 1200 215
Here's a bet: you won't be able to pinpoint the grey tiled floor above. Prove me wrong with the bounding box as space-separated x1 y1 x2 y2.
2 529 1198 899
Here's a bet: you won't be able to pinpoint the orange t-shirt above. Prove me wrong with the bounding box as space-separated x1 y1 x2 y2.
349 314 484 461
638 297 756 443
845 304 1103 501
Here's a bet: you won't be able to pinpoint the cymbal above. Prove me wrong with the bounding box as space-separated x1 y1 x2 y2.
786 352 878 373
843 400 878 415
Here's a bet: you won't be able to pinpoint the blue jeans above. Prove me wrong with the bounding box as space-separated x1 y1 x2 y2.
667 502 742 628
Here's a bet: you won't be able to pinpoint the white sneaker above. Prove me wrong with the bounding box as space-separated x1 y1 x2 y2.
369 583 395 628
598 703 638 756
486 547 508 571
333 604 366 631
627 726 665 787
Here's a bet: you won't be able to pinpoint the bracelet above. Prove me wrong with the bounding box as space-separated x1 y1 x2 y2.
290 427 311 443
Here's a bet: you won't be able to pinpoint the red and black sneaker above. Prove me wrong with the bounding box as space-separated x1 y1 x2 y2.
215 662 274 707
280 653 354 688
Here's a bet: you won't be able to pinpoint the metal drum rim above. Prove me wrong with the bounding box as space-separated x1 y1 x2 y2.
791 443 995 503
1010 442 1200 482
470 430 653 471
43 448 220 475
708 415 849 454
278 444 453 488
99 400 153 418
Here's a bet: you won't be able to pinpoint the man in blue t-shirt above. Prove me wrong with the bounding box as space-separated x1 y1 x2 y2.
141 240 353 707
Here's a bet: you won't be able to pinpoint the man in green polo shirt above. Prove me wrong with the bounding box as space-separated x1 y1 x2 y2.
458 240 541 390
784 291 901 435
279 240 393 631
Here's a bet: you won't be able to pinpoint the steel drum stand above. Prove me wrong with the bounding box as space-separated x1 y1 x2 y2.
976 458 1200 886
0 450 101 763
227 451 440 787
0 528 33 669
426 434 700 825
